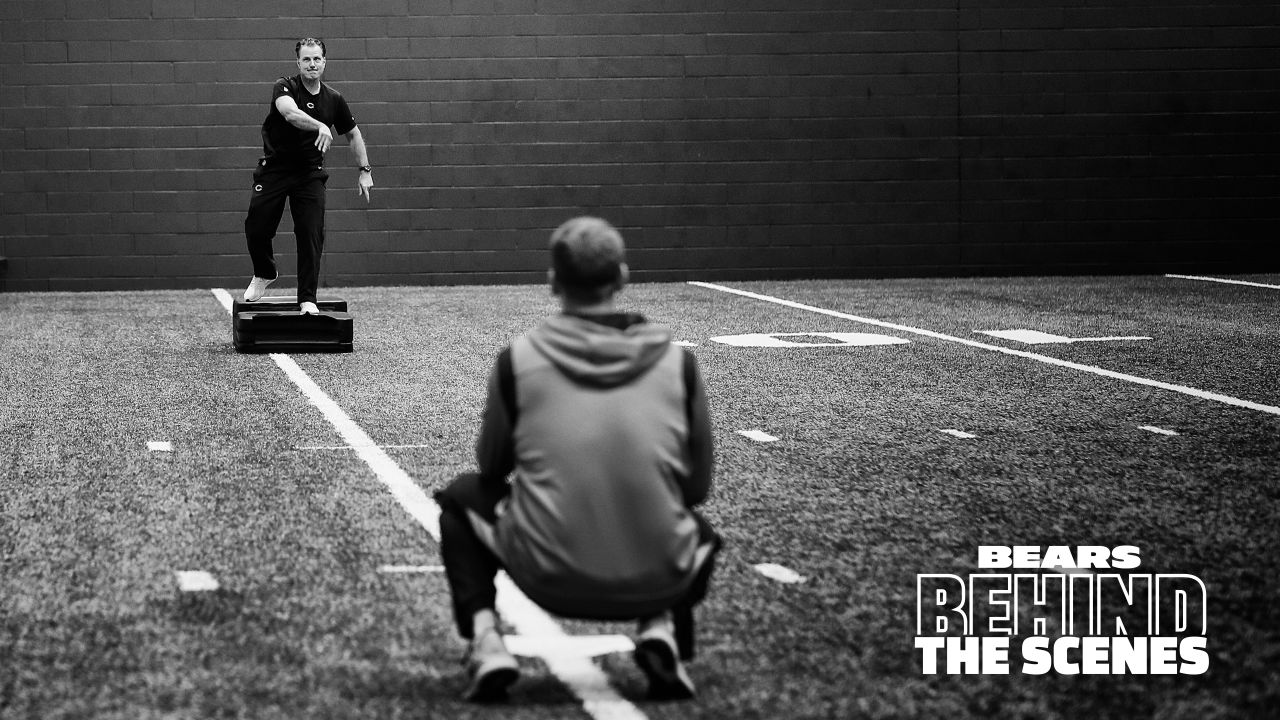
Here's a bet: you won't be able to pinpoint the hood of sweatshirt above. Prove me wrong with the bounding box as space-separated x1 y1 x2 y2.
525 312 673 388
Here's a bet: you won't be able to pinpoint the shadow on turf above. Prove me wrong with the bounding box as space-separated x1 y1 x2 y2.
280 652 668 708
401 674 683 707
308 663 590 707
152 590 247 625
204 342 241 356
148 594 675 707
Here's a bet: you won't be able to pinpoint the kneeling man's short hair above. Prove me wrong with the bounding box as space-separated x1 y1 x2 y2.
550 216 626 303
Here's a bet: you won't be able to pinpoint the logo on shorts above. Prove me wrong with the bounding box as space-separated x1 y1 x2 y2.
254 184 263 192
306 102 315 109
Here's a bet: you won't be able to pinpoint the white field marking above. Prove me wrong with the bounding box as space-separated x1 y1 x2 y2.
1167 274 1280 290
939 429 977 439
505 633 636 660
147 440 173 452
295 443 435 451
211 288 237 313
673 340 698 347
377 564 445 574
753 563 806 584
711 331 909 348
737 429 779 442
211 288 648 720
978 329 1070 344
493 574 645 720
1139 425 1180 436
688 281 1280 418
175 570 220 592
978 329 1151 345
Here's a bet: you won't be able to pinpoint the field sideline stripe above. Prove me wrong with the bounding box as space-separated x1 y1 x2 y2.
688 281 1280 418
1166 274 1280 290
209 289 647 720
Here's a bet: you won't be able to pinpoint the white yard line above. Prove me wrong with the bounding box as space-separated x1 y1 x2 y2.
377 564 445 573
1166 274 1280 290
211 288 648 720
505 633 636 660
295 444 435 451
689 281 1280 418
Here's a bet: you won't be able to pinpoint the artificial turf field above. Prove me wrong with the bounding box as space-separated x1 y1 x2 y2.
1 273 1277 720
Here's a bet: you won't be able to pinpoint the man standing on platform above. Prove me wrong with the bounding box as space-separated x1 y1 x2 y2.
242 38 373 314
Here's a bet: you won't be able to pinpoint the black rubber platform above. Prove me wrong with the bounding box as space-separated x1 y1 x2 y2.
232 296 353 353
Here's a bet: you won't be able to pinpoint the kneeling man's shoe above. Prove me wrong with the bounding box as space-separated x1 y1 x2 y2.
635 619 695 700
463 628 519 702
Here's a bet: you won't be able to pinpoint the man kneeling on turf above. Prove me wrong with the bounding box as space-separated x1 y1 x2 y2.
434 216 720 702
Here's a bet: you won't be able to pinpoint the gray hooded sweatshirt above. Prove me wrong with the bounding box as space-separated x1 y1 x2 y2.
475 312 714 619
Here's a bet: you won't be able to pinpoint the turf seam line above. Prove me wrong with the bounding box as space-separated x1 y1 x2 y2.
210 288 649 720
1166 274 1280 290
689 281 1280 418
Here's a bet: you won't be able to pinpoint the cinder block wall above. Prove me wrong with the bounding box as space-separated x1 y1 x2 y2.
2 1 1277 291
957 4 1280 273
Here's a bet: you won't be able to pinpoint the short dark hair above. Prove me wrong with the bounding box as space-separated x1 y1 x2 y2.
295 38 326 57
550 217 626 303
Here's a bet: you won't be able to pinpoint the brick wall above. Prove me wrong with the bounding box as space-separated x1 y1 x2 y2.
1 1 1277 291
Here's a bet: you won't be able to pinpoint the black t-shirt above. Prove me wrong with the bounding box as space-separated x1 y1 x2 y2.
259 74 357 168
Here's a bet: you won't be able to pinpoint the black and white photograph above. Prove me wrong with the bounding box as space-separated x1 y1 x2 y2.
1 2 1277 718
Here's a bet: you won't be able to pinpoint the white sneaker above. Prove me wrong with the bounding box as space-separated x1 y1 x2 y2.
299 301 319 315
462 627 519 702
243 276 274 302
634 614 695 700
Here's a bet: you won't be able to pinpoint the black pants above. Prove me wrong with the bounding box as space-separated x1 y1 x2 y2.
435 472 720 660
244 161 328 305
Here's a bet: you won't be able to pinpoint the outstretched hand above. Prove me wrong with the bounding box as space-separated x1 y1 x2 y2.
357 171 373 203
314 125 333 153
